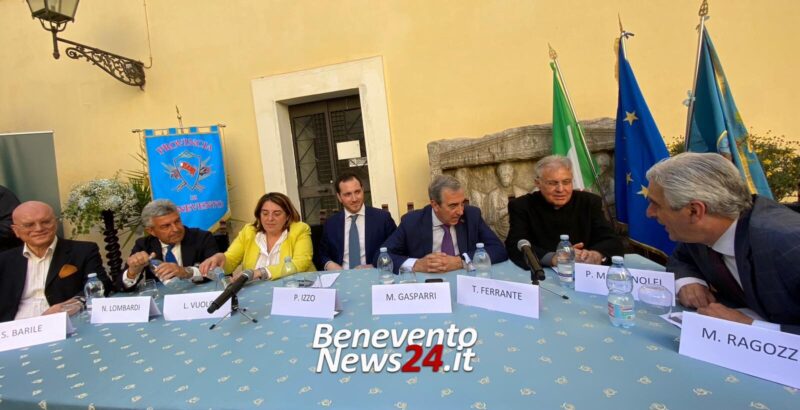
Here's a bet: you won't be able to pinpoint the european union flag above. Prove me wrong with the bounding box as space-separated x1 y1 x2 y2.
614 37 676 256
145 125 230 231
687 30 773 198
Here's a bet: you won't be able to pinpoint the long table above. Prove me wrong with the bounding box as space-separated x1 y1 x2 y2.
1 258 797 409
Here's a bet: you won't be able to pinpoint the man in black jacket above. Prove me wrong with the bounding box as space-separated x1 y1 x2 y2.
119 199 218 291
0 184 22 252
506 155 623 269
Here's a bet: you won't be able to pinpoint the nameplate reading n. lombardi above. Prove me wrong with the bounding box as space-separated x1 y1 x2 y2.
163 291 230 321
457 275 539 319
679 312 800 389
91 296 159 324
372 283 452 315
0 312 67 353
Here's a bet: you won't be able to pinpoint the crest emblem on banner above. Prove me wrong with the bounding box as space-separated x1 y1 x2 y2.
164 150 211 192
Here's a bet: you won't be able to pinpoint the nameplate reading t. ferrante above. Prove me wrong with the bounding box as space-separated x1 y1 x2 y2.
91 297 160 324
0 312 67 353
163 291 230 321
679 312 800 389
456 275 539 319
372 282 452 315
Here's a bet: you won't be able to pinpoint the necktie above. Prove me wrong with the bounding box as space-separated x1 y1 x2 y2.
440 224 455 256
164 245 178 264
348 214 361 269
707 248 746 307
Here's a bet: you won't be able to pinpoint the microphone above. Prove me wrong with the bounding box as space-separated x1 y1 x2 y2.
207 270 253 314
517 239 569 300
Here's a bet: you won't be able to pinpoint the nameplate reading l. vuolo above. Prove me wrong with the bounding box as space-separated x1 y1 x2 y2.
163 291 230 321
91 296 160 324
679 312 800 389
0 312 67 352
372 283 452 315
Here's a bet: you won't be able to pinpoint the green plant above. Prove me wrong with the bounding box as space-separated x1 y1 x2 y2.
666 131 800 202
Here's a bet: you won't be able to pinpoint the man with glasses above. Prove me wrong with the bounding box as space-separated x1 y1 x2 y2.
0 201 110 322
505 155 623 270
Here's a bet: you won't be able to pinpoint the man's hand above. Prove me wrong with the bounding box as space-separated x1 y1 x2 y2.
677 283 716 308
325 262 343 271
355 264 373 270
154 262 189 282
199 253 226 276
43 298 83 316
574 248 604 264
697 303 754 325
413 252 461 273
127 251 156 278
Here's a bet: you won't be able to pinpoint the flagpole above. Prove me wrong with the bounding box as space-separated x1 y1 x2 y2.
549 44 615 225
683 0 709 150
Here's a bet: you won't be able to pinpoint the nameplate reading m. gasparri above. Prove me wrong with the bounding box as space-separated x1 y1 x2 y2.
0 312 67 352
163 291 230 321
271 287 337 319
91 296 159 324
679 312 800 389
457 275 539 319
372 282 452 315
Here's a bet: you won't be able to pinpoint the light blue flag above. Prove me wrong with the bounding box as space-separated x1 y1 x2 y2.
615 37 676 256
145 126 230 231
687 30 773 198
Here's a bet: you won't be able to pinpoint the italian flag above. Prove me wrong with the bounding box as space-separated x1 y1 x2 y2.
550 62 597 191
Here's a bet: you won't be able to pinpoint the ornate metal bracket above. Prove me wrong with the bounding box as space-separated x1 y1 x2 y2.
50 29 146 89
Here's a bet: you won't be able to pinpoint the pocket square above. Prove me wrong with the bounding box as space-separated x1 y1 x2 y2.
58 264 78 278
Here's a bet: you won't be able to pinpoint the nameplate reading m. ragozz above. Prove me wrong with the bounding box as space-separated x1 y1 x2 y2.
457 275 539 319
0 312 67 353
679 312 800 389
271 287 337 319
372 283 452 315
91 297 160 324
573 263 675 302
163 291 230 321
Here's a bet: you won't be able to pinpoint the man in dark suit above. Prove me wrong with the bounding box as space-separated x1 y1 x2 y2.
382 175 507 273
647 152 800 334
120 199 218 291
320 172 397 270
0 184 22 252
505 155 623 270
0 201 108 322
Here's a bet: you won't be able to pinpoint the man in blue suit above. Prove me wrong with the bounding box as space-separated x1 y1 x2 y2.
383 175 508 273
320 172 397 270
647 153 800 334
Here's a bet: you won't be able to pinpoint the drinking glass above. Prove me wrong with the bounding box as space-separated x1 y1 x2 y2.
397 266 417 284
138 278 160 299
283 271 320 288
637 284 674 323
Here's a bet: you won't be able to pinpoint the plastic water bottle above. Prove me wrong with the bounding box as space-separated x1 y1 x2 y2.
282 257 298 277
376 247 395 284
149 259 177 287
606 256 636 328
472 243 492 279
83 273 105 316
555 234 575 288
211 266 228 290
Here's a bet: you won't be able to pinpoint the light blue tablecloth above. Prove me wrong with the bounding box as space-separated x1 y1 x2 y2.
0 258 797 409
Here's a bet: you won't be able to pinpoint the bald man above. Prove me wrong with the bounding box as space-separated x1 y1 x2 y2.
0 201 111 322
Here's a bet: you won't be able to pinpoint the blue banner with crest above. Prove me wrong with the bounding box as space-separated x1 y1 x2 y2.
144 125 229 231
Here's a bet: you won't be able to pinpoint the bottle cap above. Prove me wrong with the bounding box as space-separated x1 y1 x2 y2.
611 256 624 264
380 247 388 252
87 273 97 278
559 234 569 240
476 243 484 248
284 256 292 262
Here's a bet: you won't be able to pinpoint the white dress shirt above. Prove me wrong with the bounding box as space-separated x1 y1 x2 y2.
122 242 201 288
254 229 288 279
14 237 58 320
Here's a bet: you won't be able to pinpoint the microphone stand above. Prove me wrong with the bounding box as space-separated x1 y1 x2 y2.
209 295 258 330
530 267 569 300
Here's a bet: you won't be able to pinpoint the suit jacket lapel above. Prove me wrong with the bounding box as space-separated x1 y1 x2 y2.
422 206 434 255
46 239 70 290
455 219 468 255
364 209 375 261
180 231 196 266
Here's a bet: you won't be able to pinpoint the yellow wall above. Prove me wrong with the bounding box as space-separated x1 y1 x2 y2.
1 0 798 232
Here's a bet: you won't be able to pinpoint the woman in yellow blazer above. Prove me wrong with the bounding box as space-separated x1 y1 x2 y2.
199 192 314 280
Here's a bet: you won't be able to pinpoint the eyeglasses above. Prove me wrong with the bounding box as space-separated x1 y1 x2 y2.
15 218 58 231
541 179 573 188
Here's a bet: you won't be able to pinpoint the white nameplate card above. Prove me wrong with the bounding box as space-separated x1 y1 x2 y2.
0 312 67 352
457 275 539 319
679 312 800 389
314 272 341 288
573 263 675 303
271 287 337 319
372 283 452 315
91 297 160 324
163 291 231 321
